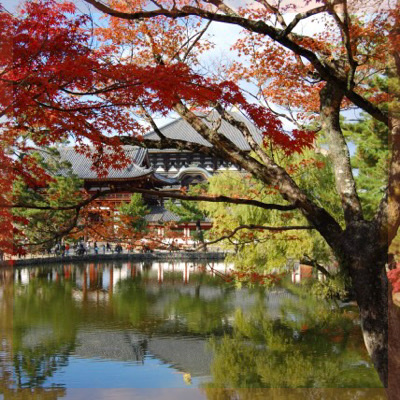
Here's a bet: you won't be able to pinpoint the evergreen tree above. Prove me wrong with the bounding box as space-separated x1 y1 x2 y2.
118 194 149 233
12 149 84 250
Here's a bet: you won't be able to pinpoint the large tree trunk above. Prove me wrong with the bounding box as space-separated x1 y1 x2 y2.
351 261 388 386
339 221 388 386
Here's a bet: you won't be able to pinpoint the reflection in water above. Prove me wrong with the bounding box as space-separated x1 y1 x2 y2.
0 261 385 399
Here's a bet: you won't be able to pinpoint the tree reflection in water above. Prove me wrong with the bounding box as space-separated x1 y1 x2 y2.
13 279 78 388
1 262 385 398
205 288 383 389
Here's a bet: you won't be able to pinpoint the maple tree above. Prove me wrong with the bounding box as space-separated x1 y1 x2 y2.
0 0 398 388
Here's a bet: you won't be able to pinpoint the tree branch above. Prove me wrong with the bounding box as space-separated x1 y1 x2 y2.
279 5 329 38
375 116 400 246
133 188 299 210
138 101 168 141
22 208 82 248
2 187 299 212
214 103 268 160
301 254 332 278
326 0 357 89
254 0 288 29
83 0 388 125
201 224 315 247
182 20 212 62
169 101 343 248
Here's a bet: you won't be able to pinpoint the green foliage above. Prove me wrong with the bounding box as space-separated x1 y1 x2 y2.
197 150 342 271
118 193 149 232
166 198 207 223
343 113 388 220
310 272 351 300
12 149 84 249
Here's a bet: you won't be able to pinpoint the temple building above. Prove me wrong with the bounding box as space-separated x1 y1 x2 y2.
145 112 262 184
143 112 262 231
54 112 262 242
53 146 176 207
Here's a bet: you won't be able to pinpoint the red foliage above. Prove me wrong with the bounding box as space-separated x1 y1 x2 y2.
218 81 316 155
388 267 400 294
1 0 315 178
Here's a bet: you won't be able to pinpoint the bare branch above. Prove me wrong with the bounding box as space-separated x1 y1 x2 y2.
214 103 270 164
326 0 357 89
255 0 288 30
132 188 298 211
182 20 212 62
119 129 215 155
279 5 329 38
138 101 168 140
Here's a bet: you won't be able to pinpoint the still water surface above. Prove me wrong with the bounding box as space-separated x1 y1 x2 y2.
0 260 384 397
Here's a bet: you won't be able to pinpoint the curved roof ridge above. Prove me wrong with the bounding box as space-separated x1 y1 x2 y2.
144 110 262 151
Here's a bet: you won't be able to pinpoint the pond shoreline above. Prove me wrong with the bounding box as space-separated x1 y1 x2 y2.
2 251 227 267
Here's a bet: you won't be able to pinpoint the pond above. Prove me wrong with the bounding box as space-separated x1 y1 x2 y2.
0 261 386 399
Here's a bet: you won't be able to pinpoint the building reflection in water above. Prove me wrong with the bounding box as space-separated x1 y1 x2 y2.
15 261 231 301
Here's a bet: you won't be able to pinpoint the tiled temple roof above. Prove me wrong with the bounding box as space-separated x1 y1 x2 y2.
145 111 262 151
37 146 178 186
55 146 152 180
145 206 181 223
145 205 212 224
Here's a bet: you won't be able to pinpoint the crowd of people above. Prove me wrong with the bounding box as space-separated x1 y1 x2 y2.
47 241 126 257
12 237 205 260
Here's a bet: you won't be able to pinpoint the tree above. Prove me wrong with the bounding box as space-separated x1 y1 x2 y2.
0 0 398 386
166 198 207 224
198 150 340 273
11 149 85 252
118 193 149 233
